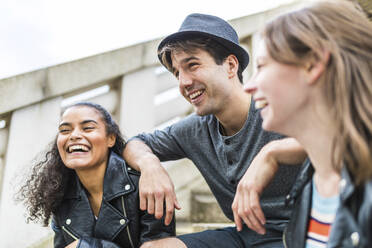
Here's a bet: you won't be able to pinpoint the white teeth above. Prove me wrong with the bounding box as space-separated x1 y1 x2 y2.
255 100 268 109
68 145 89 153
190 90 203 99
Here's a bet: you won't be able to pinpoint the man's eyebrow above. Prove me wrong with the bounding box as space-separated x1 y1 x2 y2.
181 56 198 64
172 56 199 75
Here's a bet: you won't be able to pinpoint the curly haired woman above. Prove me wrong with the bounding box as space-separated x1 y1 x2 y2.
17 102 175 248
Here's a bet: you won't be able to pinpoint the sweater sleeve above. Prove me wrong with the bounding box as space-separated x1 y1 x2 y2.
132 115 199 161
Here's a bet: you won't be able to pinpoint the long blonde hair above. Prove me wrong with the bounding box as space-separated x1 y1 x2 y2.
263 0 372 185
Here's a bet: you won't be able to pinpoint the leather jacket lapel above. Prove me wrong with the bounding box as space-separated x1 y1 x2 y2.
59 152 137 243
94 197 128 240
103 153 135 201
95 152 135 241
284 159 313 248
60 182 95 239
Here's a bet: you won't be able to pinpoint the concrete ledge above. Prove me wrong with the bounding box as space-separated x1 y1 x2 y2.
0 40 160 115
192 222 235 233
230 1 304 38
0 1 303 116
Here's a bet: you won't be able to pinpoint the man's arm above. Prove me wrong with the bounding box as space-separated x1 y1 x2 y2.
123 139 180 226
232 137 306 234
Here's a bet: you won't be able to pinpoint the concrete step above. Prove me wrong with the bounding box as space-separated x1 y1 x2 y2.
176 221 235 235
163 158 205 221
28 234 52 248
190 183 231 223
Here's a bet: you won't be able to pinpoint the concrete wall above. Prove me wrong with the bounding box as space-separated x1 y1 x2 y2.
0 2 304 247
0 99 62 247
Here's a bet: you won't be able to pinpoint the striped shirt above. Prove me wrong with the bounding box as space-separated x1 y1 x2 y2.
305 178 339 248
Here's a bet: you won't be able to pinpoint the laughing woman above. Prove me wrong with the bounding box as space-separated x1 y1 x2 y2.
17 102 175 248
246 0 372 247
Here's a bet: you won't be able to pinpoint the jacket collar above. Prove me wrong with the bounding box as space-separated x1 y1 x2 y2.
64 151 135 201
286 159 355 204
286 158 314 248
103 152 135 200
285 158 314 206
59 152 134 241
339 166 355 203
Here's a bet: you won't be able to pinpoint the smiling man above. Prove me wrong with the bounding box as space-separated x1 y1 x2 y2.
123 13 305 248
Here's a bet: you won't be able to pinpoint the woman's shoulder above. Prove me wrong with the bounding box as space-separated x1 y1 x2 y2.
109 152 140 175
126 164 140 179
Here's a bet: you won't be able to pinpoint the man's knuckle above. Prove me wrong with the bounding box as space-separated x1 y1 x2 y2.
251 205 259 211
164 187 173 195
237 209 244 216
243 208 252 215
142 189 152 195
154 191 164 198
166 208 174 214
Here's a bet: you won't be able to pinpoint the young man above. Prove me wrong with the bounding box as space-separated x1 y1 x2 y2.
123 13 305 248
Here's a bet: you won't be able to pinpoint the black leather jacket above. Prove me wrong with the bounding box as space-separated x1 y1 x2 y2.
284 159 372 248
51 152 175 248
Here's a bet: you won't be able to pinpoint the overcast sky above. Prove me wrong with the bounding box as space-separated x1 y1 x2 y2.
0 0 295 79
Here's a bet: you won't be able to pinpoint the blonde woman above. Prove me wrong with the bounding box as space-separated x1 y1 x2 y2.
246 1 372 247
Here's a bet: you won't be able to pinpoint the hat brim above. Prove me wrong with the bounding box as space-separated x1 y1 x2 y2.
157 30 249 71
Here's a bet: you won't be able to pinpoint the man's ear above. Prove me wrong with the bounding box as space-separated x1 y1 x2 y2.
306 50 330 85
225 54 239 79
107 134 116 148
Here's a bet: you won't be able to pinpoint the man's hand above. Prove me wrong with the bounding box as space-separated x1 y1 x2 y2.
232 138 306 234
139 158 181 225
232 144 278 235
123 139 181 225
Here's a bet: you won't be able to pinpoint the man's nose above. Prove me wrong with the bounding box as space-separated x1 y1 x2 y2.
179 72 192 88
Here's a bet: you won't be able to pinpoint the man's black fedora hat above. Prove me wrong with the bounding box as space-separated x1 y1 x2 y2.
157 13 250 70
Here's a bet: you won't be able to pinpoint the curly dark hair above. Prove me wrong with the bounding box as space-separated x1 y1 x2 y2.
16 102 126 226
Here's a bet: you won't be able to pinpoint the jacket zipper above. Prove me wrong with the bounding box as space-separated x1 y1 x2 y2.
121 196 134 248
62 226 79 241
283 229 288 248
